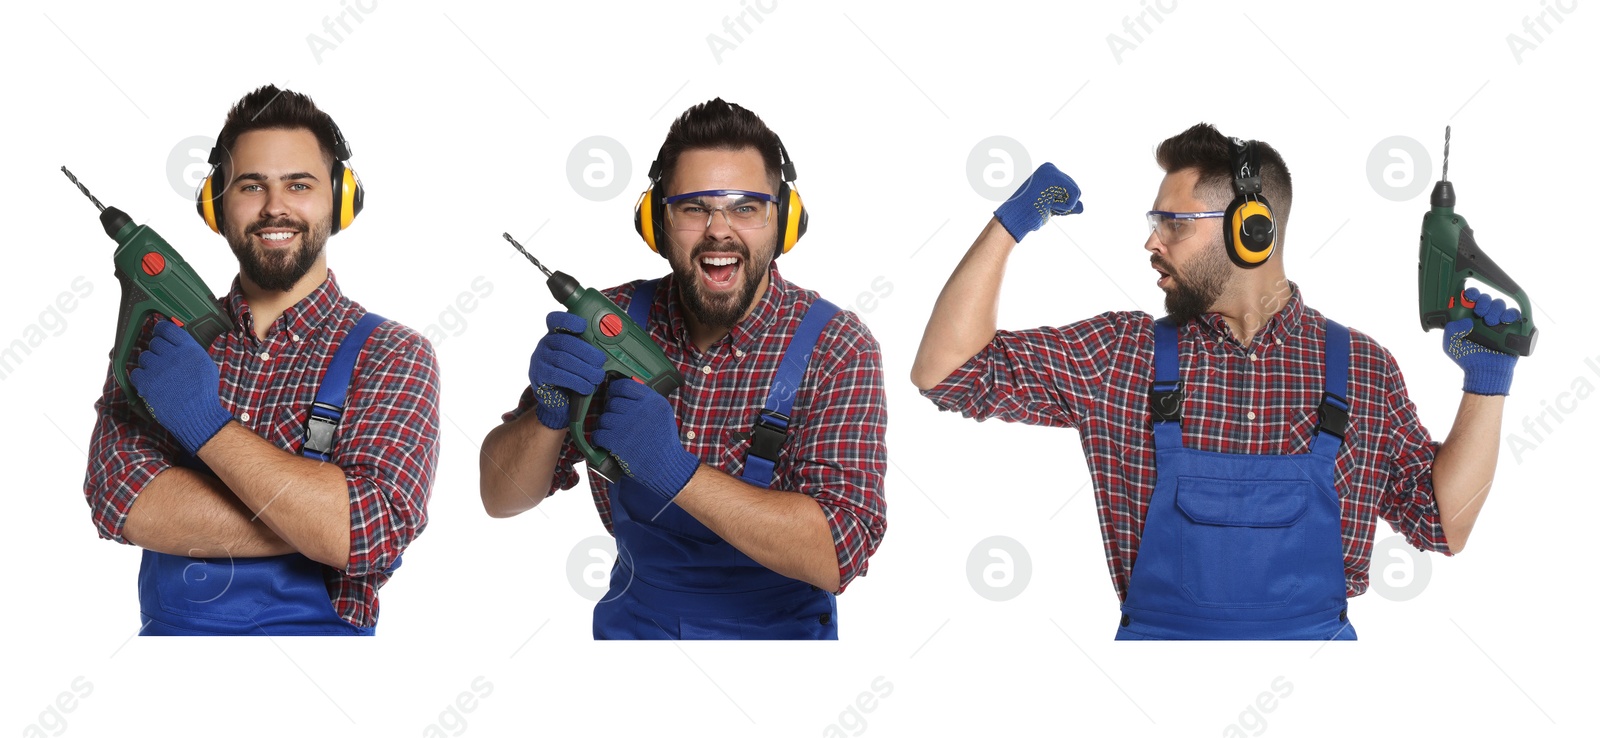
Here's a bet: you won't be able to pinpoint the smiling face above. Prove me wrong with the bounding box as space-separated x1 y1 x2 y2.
1146 167 1234 323
661 146 781 330
220 127 334 292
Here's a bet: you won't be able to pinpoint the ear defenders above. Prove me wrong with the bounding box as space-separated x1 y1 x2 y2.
634 139 807 257
1224 136 1276 269
196 119 364 236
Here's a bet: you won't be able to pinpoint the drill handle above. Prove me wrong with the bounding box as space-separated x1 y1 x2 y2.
112 271 159 421
1455 226 1539 357
570 388 625 483
1456 226 1525 301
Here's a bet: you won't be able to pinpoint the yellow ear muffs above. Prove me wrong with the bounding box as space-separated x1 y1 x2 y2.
634 138 807 257
195 144 227 234
193 127 363 236
777 182 807 255
1224 137 1276 269
634 183 662 253
331 161 363 235
1225 196 1275 268
196 171 224 234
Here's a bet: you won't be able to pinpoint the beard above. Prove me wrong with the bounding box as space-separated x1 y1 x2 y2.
225 215 329 292
667 233 778 329
1156 240 1232 324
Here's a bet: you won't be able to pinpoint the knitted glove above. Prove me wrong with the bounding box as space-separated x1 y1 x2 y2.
593 377 700 502
529 311 608 430
1443 287 1521 396
129 320 233 455
994 162 1084 242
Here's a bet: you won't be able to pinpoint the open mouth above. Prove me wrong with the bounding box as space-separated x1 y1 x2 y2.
698 254 742 290
1153 263 1172 288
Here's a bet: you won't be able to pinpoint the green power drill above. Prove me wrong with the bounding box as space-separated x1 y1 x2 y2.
502 232 683 482
63 167 235 420
1417 128 1538 356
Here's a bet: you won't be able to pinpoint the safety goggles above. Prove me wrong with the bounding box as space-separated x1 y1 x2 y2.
1147 210 1225 246
664 189 776 232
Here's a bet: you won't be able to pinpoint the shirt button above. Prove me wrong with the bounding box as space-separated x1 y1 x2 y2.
240 412 251 422
734 349 745 358
685 431 696 441
291 333 301 343
1275 338 1283 346
1247 411 1257 420
1249 353 1258 362
259 351 271 361
700 365 712 375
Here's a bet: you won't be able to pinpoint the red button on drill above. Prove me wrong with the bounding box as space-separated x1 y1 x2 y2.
142 252 166 276
600 313 622 337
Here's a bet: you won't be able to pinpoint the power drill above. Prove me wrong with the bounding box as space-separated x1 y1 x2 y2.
1417 128 1538 356
62 167 235 420
502 232 683 482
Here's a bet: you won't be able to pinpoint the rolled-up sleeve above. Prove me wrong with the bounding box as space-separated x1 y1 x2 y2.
82 319 178 544
787 313 887 592
920 311 1135 430
502 385 586 497
1376 351 1452 555
340 325 441 578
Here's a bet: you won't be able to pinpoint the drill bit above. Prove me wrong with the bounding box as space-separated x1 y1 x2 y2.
502 232 554 278
1442 126 1451 182
61 166 106 212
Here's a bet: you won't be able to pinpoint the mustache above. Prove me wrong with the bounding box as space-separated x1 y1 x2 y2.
247 217 307 234
691 240 749 261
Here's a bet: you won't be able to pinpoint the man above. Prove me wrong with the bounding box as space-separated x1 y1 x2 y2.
480 99 887 640
83 85 440 635
912 123 1522 640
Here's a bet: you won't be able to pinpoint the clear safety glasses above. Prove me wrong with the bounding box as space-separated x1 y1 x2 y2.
665 189 776 232
1147 210 1225 246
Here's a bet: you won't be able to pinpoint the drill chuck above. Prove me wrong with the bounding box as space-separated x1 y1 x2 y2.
100 207 133 240
1430 181 1455 209
547 271 581 306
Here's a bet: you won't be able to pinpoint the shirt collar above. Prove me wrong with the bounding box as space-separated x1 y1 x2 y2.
659 261 789 354
1190 279 1309 346
223 269 346 342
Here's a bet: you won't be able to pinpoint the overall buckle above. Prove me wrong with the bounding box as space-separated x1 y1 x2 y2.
1317 391 1349 440
1149 381 1184 423
749 410 790 462
304 402 342 459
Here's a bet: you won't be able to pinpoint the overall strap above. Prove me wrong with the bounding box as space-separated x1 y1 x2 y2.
302 312 387 462
1312 319 1352 458
742 299 841 488
627 278 660 327
1149 316 1184 451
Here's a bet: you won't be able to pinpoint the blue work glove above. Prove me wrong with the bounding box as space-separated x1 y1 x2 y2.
593 378 701 502
1443 287 1521 396
130 320 233 456
529 312 608 430
993 162 1084 242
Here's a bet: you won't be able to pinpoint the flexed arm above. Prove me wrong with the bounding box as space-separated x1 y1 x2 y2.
912 164 1083 389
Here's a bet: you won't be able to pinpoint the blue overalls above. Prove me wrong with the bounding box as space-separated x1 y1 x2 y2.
1116 315 1356 641
137 313 390 636
592 279 840 640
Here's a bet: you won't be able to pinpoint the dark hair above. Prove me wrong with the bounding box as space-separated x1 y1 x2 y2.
215 85 342 180
1156 123 1293 235
654 98 783 194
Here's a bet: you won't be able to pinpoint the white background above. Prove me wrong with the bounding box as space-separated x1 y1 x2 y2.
3 0 1594 736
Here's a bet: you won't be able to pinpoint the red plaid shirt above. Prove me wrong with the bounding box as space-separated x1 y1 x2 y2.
922 281 1450 600
504 264 888 591
83 270 440 628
